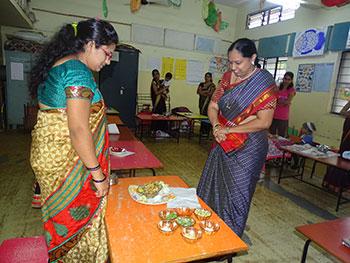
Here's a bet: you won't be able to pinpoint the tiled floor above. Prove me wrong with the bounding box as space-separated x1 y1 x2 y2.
0 129 349 262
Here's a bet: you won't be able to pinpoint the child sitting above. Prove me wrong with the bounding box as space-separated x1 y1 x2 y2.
290 122 316 169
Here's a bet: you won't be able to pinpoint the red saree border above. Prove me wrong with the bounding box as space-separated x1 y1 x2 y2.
41 100 109 261
218 83 277 154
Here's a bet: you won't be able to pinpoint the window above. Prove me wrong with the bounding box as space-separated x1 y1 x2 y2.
247 6 295 29
261 57 288 83
331 51 350 114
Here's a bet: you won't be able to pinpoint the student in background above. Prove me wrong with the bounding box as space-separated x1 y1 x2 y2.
161 72 172 99
269 72 296 137
290 122 316 169
197 72 216 116
322 100 350 193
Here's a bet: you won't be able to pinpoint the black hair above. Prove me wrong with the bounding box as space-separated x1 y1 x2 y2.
228 38 259 66
279 71 294 90
165 72 172 79
205 72 213 82
152 69 159 77
302 122 316 134
29 18 119 99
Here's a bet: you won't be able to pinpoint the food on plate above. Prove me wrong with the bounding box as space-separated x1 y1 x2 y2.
137 181 163 198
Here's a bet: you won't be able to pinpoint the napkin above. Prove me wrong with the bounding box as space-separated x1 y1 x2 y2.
167 187 201 209
109 148 134 157
108 124 120 134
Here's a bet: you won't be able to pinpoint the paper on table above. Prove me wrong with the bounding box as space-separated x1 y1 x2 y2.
109 149 134 158
167 187 201 209
108 124 120 134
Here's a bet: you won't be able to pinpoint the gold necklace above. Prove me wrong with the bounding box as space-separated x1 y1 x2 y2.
225 68 256 110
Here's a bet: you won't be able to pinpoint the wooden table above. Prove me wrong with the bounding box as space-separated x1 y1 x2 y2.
175 112 208 140
107 115 123 126
136 114 186 143
109 141 163 176
278 146 350 211
105 176 249 263
296 217 350 263
109 126 137 141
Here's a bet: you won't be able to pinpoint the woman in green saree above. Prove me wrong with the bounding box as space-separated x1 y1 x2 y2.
29 18 118 263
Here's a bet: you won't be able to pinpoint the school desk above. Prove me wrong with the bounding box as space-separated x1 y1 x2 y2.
105 175 249 263
278 145 350 211
107 115 123 126
135 114 186 143
296 217 350 263
109 140 163 176
109 126 137 141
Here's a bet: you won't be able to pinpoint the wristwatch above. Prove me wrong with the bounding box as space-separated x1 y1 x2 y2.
226 127 230 134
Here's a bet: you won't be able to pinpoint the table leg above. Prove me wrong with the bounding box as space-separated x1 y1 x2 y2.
150 168 155 176
188 119 193 140
336 171 347 212
140 121 143 142
177 121 180 143
278 151 285 184
301 239 311 263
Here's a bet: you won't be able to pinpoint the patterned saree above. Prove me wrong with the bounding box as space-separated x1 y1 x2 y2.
30 60 110 263
197 69 277 237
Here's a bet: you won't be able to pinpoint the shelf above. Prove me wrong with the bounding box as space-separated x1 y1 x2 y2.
0 0 33 29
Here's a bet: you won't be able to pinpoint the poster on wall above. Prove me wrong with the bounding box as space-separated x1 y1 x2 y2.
295 63 334 92
295 64 315 92
340 88 350 100
208 57 230 74
161 57 174 78
186 60 205 84
293 26 328 57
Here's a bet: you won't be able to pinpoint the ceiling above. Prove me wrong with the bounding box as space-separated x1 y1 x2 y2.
214 0 252 8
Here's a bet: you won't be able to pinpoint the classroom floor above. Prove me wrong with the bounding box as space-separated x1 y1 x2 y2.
0 129 349 263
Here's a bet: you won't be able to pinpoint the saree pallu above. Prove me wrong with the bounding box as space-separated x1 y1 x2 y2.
30 100 110 263
197 69 276 237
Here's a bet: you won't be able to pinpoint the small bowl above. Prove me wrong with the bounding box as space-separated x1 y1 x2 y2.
157 220 178 235
194 208 212 221
199 220 220 235
158 209 177 220
176 216 196 227
181 227 203 243
175 207 193 216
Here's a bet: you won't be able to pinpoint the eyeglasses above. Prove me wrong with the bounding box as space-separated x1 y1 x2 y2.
100 47 113 59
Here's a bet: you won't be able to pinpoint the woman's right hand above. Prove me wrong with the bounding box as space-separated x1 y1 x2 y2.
93 177 110 198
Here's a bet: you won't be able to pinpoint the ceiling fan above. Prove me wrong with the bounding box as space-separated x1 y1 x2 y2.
261 0 322 9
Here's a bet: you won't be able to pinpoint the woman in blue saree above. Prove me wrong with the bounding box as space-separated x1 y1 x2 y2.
197 38 277 238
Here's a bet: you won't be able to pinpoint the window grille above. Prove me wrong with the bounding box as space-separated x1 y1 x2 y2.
247 6 295 29
331 51 350 114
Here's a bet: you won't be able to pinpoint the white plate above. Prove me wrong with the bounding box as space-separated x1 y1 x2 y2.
128 184 176 205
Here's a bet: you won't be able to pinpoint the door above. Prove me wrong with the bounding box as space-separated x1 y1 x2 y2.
99 51 139 128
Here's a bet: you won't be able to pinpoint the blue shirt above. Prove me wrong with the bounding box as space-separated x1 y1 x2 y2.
301 134 313 145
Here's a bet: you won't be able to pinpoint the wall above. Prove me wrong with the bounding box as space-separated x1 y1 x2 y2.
235 2 350 148
3 0 237 113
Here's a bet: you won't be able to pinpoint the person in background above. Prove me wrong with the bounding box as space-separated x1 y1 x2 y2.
161 72 172 99
150 69 168 132
197 72 216 116
290 122 316 169
322 100 350 194
197 38 277 238
29 18 118 263
269 72 296 137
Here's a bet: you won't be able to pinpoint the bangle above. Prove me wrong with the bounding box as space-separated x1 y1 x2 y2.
213 123 221 128
226 127 230 134
86 164 101 171
92 174 107 183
